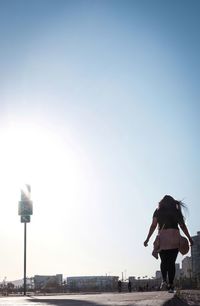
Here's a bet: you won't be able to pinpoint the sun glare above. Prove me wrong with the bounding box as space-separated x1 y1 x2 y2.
0 124 85 216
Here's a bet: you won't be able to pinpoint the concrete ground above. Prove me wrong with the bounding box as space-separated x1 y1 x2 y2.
1 291 199 306
179 290 200 305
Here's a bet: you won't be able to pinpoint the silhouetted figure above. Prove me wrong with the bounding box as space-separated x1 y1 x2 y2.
118 280 122 293
144 195 193 293
128 280 132 292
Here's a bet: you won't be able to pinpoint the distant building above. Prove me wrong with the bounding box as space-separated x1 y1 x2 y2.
129 276 160 291
191 231 200 278
66 276 118 292
182 256 192 278
175 263 181 279
10 278 33 289
155 271 161 279
34 274 62 290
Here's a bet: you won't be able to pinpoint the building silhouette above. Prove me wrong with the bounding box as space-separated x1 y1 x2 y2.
182 256 192 279
34 274 62 291
191 231 200 278
66 276 118 292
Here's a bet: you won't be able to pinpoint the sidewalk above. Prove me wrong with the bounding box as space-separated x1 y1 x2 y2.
178 290 200 306
0 291 199 306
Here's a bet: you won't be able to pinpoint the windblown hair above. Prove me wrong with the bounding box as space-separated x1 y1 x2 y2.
158 195 186 220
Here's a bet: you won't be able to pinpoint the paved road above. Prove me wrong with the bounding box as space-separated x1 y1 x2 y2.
0 291 191 306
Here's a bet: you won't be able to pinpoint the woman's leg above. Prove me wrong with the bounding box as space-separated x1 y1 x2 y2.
167 249 179 286
159 250 168 282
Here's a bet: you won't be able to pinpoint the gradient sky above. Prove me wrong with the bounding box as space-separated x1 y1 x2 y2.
0 0 199 281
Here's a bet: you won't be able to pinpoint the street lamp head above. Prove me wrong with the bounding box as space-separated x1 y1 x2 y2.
21 184 31 201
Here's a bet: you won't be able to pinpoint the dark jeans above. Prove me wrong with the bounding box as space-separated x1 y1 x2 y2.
159 249 179 285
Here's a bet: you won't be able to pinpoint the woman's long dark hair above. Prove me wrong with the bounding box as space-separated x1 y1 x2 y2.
158 195 187 220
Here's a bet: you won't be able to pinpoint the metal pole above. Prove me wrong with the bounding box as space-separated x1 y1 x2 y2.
24 222 27 296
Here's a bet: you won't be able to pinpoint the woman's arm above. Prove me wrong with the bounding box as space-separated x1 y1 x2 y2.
144 217 158 247
179 223 193 246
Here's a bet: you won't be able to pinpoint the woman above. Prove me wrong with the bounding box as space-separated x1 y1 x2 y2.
144 195 193 293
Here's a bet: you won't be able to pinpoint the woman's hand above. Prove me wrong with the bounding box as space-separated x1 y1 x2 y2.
179 223 194 247
144 218 157 248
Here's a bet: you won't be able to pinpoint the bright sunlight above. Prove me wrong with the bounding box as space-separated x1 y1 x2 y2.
0 122 88 218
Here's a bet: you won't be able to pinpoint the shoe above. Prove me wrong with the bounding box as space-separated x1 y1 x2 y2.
160 281 168 291
168 285 174 293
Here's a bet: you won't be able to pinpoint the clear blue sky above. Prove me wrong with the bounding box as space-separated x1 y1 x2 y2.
0 0 199 281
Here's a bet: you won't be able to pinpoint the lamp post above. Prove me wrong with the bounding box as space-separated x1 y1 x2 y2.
18 184 33 296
